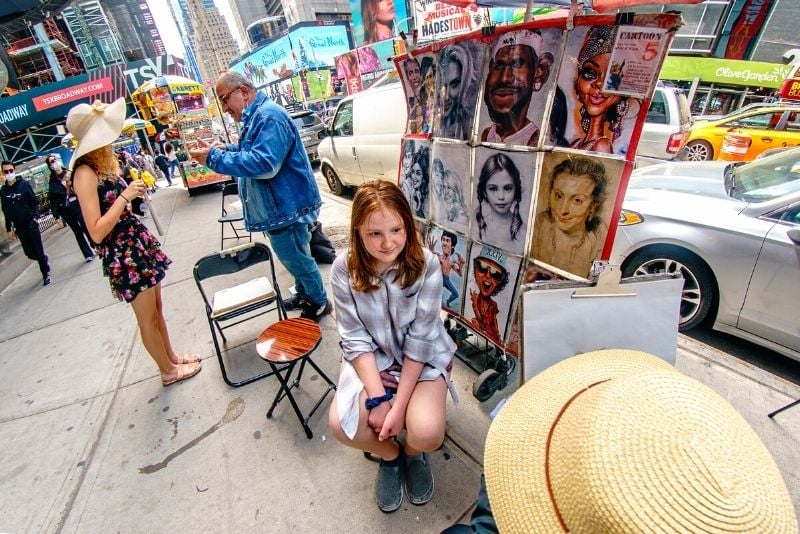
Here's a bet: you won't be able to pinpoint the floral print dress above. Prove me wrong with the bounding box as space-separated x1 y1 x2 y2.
96 178 171 303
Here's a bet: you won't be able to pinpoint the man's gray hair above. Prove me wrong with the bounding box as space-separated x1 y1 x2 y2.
219 71 256 91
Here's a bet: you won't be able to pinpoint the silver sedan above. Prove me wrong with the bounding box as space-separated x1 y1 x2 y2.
611 149 800 363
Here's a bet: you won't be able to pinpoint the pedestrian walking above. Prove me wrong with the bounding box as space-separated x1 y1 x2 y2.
46 155 95 262
68 98 201 387
1 160 51 285
154 149 172 186
164 142 180 181
189 71 331 322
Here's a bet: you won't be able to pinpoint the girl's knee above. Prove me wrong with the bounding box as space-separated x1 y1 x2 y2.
406 423 445 452
327 402 349 444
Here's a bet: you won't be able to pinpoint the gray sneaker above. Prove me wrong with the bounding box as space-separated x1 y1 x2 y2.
404 452 434 505
375 452 404 513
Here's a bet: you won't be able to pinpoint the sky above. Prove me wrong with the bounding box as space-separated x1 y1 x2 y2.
146 0 244 59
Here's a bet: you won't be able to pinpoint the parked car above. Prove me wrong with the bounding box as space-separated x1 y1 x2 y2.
317 81 407 195
290 110 325 164
611 148 800 362
636 82 692 160
684 105 800 162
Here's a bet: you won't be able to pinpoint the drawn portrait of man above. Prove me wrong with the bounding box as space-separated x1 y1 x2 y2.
478 28 561 147
426 226 468 314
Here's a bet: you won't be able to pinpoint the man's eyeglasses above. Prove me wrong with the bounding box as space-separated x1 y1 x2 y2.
2 169 14 175
219 86 242 105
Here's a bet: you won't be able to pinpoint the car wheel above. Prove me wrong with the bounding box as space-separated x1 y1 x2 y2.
685 140 713 161
322 165 345 196
622 247 716 331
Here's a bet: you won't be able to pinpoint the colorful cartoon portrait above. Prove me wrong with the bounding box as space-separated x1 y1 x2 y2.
430 142 470 235
471 148 536 256
398 138 431 218
477 28 562 148
464 244 521 346
433 40 485 141
531 152 625 278
555 25 642 156
399 53 437 134
426 226 469 314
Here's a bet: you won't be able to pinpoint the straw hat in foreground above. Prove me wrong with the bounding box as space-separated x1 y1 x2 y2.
65 97 126 171
484 349 797 533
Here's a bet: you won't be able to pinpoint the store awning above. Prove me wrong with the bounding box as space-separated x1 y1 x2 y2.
660 56 792 89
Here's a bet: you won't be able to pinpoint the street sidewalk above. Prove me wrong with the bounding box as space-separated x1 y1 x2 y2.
0 179 797 532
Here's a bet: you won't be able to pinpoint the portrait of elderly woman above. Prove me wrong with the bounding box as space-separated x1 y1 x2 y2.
433 40 484 141
531 153 624 278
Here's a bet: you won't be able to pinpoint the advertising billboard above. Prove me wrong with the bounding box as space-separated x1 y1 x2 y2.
348 0 410 47
231 22 352 87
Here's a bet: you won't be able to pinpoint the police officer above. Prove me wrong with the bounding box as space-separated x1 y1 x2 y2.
1 160 51 285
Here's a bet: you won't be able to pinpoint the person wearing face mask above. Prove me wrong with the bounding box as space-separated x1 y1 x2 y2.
1 160 52 285
47 155 95 263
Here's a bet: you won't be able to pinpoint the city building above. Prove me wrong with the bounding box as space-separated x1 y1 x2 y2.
647 0 800 115
102 0 166 61
230 0 351 46
246 16 288 49
168 0 241 82
60 0 125 71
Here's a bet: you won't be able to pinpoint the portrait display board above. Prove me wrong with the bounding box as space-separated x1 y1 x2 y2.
392 12 680 354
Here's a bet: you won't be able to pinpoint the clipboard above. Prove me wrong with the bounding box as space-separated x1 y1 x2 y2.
520 265 683 382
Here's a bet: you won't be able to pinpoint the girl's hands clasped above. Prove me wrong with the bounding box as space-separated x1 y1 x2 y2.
378 404 406 442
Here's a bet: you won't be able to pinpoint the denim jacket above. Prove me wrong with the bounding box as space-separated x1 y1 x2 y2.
207 92 321 232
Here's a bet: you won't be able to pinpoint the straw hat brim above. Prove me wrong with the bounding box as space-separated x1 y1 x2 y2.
66 97 126 171
484 349 797 533
485 350 675 532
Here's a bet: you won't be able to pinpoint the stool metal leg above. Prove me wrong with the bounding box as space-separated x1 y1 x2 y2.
266 360 314 439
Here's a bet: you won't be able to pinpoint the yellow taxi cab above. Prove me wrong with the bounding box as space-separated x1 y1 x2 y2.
684 104 800 161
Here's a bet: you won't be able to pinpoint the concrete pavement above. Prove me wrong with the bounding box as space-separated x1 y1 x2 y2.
0 177 798 532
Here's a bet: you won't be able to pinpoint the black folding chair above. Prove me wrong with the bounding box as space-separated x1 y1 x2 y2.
219 181 251 250
194 242 287 387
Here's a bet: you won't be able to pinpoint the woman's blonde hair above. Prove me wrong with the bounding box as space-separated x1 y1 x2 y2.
348 180 425 292
74 145 120 180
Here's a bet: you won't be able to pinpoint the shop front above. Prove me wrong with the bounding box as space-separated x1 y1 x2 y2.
659 56 792 116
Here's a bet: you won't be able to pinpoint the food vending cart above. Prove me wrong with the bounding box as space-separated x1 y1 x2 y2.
131 75 230 194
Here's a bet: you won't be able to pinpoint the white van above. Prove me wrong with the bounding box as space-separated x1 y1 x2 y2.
318 80 407 195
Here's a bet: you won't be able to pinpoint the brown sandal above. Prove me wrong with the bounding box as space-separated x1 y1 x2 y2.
172 352 201 365
162 362 202 387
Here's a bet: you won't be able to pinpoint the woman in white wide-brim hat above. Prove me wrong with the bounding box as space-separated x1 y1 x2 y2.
67 98 201 387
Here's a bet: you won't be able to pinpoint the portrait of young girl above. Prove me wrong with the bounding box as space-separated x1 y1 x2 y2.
430 142 469 236
463 244 521 346
556 24 641 156
531 152 624 278
328 180 458 513
471 148 535 256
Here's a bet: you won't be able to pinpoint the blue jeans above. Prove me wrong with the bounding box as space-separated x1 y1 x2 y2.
169 159 180 177
265 221 327 306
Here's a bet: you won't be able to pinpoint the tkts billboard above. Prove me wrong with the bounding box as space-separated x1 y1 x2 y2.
231 22 353 87
0 55 192 136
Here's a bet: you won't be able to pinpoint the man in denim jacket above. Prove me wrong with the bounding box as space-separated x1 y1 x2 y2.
190 71 331 321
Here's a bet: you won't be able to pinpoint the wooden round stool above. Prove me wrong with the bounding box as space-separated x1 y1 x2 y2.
256 318 336 439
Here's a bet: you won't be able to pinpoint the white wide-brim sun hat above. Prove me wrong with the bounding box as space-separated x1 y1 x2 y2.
484 349 797 533
65 97 127 171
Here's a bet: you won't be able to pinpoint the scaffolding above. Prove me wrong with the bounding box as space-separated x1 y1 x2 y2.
5 19 84 90
61 0 124 70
